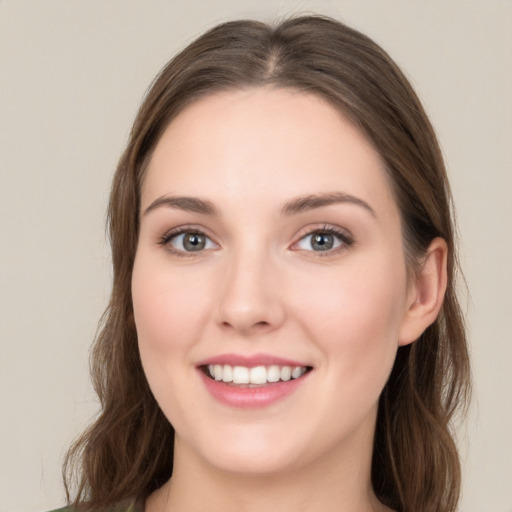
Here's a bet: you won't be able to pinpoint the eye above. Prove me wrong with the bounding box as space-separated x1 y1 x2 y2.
161 230 217 254
294 227 353 253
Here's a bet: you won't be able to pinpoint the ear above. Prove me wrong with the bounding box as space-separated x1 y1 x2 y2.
398 237 448 346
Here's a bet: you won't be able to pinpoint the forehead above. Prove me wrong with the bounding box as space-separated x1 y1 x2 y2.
142 87 397 222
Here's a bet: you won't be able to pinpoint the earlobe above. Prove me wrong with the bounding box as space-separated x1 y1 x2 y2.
398 237 448 346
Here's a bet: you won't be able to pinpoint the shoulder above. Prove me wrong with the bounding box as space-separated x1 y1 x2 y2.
46 501 142 512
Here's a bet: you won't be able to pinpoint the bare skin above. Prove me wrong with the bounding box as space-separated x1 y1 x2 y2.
135 88 447 512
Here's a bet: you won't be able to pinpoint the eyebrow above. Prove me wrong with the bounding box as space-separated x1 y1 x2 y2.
281 192 376 218
143 191 376 218
143 195 219 216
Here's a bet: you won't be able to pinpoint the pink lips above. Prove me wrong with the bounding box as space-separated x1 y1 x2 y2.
196 353 312 409
198 353 307 368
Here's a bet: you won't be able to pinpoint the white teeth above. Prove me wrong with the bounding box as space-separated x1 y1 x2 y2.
280 366 292 381
267 365 280 382
222 364 233 383
291 366 304 379
233 366 250 384
206 364 308 384
249 366 267 384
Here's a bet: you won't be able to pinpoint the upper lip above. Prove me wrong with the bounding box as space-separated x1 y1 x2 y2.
197 353 311 368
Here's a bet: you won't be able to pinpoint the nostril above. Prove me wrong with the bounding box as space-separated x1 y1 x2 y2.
221 320 271 330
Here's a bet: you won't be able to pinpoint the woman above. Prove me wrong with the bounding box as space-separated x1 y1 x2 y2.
63 15 470 512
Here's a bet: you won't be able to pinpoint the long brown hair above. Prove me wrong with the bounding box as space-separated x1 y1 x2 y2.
64 15 470 512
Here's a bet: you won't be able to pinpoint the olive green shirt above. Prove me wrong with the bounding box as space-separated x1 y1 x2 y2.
49 499 143 512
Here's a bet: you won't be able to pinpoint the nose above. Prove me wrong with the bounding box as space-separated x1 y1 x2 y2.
215 248 286 336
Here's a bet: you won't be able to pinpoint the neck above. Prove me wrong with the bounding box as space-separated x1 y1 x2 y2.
146 428 390 512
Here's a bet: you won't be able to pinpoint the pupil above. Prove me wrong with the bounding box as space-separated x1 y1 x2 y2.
312 233 333 251
184 233 205 251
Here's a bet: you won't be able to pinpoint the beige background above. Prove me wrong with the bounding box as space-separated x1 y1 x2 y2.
0 1 511 511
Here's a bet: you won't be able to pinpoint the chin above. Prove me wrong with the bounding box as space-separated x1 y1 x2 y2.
208 448 301 477
177 425 308 477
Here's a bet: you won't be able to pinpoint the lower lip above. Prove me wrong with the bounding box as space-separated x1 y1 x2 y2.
199 370 310 408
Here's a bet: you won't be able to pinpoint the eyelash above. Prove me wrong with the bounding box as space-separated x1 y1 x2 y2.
158 224 354 257
158 226 217 257
293 225 354 257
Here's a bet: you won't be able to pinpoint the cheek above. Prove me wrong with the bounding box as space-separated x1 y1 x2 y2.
131 256 212 362
131 255 216 427
293 253 408 389
301 256 405 333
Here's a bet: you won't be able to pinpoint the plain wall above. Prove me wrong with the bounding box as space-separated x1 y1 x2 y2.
0 1 511 511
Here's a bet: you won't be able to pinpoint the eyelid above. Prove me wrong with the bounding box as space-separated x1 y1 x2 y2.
157 223 354 256
158 224 219 255
290 224 355 254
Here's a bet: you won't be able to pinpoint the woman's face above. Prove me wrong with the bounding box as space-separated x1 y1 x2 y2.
132 88 416 476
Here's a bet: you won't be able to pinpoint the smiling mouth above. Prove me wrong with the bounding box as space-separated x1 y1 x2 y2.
201 364 313 386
